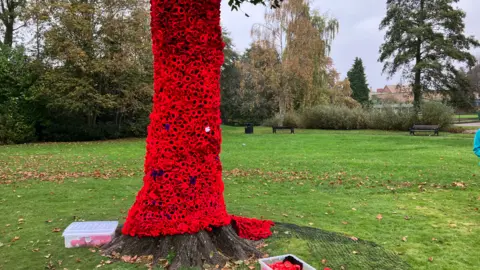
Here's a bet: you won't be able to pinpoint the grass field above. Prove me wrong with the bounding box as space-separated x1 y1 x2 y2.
453 114 479 123
1 127 480 270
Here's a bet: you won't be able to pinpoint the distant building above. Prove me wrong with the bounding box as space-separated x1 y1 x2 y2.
370 85 443 104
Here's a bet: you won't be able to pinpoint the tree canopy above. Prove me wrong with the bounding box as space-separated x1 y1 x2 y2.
347 57 370 105
379 0 479 109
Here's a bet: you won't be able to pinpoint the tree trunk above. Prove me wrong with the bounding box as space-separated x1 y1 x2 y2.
413 0 425 112
121 0 231 238
102 1 271 267
3 21 13 47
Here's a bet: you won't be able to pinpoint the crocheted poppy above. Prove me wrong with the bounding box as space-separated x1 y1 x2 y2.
122 0 273 240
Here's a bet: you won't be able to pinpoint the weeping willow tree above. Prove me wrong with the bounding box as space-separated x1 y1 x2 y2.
250 0 339 116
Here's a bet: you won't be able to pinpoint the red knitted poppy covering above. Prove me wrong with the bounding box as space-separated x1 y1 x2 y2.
121 0 273 240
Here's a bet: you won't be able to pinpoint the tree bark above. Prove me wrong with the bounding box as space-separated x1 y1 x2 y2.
413 0 425 112
3 22 13 47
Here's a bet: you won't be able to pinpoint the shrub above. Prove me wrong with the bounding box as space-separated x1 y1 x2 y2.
0 103 35 145
283 112 302 128
300 105 368 130
262 112 302 127
366 107 416 131
420 102 454 128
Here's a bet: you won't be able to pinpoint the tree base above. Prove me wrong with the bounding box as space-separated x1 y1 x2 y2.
102 225 263 269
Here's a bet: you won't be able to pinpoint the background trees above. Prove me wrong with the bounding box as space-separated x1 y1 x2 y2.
379 0 479 110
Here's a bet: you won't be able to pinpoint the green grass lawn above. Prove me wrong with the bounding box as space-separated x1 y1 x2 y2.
1 127 480 270
453 114 479 123
454 114 478 119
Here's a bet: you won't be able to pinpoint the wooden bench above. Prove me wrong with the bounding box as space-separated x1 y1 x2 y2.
409 125 439 136
273 126 295 134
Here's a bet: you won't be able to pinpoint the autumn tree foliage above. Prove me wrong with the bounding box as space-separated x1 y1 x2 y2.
243 0 355 120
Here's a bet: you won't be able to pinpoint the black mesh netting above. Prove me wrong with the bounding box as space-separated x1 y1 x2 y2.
266 223 410 270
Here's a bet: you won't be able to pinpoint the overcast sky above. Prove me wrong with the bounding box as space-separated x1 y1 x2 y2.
220 0 480 91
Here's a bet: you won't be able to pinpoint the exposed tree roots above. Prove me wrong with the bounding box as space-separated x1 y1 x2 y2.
101 225 263 269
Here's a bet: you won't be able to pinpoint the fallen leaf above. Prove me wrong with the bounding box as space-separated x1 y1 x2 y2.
52 228 62 233
248 266 255 270
121 255 132 263
402 236 407 242
342 221 348 225
282 213 288 217
432 238 437 241
45 254 51 259
449 223 457 228
350 236 358 241
308 222 314 226
352 250 359 254
46 220 53 223
404 216 410 220
376 214 383 221
321 259 327 265
428 257 433 262
11 236 20 242
18 218 25 224
89 248 97 253
105 260 112 264
352 208 357 211
32 248 40 252
0 242 4 247
75 258 81 263
5 224 11 227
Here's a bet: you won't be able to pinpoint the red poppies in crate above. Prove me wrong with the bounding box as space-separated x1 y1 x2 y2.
269 261 302 270
121 0 273 240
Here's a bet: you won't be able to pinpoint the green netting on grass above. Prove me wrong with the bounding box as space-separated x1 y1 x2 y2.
266 223 410 270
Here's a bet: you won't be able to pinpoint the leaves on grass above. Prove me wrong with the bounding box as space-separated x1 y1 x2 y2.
452 182 466 188
32 248 40 252
0 242 4 248
52 228 62 233
404 216 410 220
342 221 348 225
428 257 433 262
432 238 437 241
11 236 20 242
350 236 358 241
376 214 383 221
321 259 327 265
352 208 357 211
402 236 407 242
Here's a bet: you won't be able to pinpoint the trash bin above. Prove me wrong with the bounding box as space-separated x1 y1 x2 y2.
245 123 254 134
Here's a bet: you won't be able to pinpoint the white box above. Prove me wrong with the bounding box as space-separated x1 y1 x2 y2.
62 221 118 248
259 254 316 270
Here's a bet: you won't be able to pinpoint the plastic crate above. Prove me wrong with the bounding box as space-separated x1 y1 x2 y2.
62 221 118 248
259 254 316 270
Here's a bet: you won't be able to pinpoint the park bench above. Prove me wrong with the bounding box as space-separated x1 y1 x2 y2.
409 124 439 136
272 126 295 134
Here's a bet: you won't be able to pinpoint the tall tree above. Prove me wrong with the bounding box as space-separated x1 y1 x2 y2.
101 1 278 269
347 57 370 104
251 0 339 115
379 0 479 110
0 0 26 47
29 0 154 140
